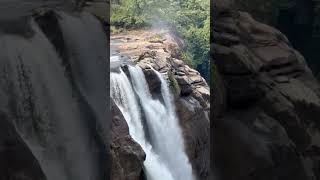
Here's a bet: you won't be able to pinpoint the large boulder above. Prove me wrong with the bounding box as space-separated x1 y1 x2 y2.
213 1 320 180
110 100 146 180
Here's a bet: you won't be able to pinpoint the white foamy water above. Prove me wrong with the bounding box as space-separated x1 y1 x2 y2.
111 60 195 180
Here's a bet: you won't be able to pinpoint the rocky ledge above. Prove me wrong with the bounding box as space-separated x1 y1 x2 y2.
213 1 320 180
111 30 210 180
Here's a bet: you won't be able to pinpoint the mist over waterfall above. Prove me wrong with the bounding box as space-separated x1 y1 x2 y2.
111 56 195 180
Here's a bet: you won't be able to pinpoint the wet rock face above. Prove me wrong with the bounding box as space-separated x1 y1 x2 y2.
213 1 320 180
110 100 146 180
175 97 210 178
111 31 210 180
110 137 146 180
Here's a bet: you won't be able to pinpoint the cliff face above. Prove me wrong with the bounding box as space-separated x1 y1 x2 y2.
111 30 210 180
213 1 320 180
234 0 320 77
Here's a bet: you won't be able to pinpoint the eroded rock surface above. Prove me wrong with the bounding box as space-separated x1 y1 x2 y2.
213 1 320 180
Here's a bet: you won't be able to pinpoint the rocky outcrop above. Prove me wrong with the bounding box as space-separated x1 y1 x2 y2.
111 30 210 179
234 0 320 77
110 100 146 180
213 1 320 180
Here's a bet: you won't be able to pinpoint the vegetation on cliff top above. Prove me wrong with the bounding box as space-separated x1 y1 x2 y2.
111 0 210 81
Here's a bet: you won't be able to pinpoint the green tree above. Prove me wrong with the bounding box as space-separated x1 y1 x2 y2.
111 0 210 81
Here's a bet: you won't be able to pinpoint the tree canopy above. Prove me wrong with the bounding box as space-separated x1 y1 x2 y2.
111 0 210 81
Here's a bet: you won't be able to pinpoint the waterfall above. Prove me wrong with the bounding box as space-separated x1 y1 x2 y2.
0 9 108 179
111 61 195 180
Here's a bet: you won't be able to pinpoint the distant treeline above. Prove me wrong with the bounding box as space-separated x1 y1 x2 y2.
111 0 210 81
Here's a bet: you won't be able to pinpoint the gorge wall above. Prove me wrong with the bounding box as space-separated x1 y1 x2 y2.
213 0 320 180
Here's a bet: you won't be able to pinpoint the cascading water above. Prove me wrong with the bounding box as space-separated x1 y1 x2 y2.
111 56 195 180
0 5 109 179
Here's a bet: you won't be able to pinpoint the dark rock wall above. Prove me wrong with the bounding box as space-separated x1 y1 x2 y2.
213 1 320 180
234 0 320 77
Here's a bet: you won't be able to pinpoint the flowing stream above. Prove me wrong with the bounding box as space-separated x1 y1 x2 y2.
111 56 195 180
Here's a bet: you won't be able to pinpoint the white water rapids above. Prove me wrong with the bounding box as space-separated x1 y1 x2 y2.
110 56 195 180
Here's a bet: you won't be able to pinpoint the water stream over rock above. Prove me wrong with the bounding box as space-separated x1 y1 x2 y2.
111 55 195 180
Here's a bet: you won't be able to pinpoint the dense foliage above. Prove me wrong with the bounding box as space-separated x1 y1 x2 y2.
111 0 210 81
